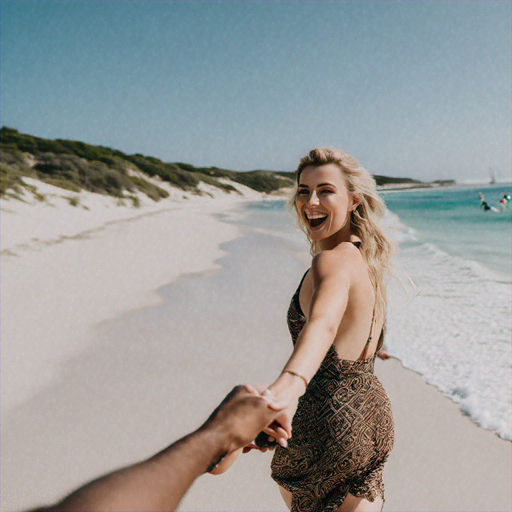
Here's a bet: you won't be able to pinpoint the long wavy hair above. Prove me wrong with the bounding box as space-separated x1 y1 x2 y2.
290 148 393 325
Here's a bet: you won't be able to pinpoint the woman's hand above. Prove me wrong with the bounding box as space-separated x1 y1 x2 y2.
377 349 391 360
242 442 276 454
260 372 307 444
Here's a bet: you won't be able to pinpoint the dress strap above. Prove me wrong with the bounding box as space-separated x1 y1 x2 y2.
293 269 310 317
297 269 310 291
358 303 376 362
352 239 379 361
351 239 383 361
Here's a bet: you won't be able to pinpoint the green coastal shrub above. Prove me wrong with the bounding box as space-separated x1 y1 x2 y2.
196 173 240 194
0 162 24 195
129 195 141 208
373 175 422 186
123 154 199 190
232 171 292 193
0 126 299 198
174 163 233 179
275 171 296 181
42 178 81 193
65 196 80 206
33 153 134 197
128 175 170 201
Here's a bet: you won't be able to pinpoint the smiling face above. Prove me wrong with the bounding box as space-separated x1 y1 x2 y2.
295 164 357 249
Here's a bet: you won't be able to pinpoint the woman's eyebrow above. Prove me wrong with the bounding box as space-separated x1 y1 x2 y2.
298 182 336 188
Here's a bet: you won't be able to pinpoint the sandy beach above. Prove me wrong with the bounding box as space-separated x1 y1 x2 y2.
1 183 510 512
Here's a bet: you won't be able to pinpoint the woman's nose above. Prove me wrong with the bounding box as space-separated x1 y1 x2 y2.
307 191 319 206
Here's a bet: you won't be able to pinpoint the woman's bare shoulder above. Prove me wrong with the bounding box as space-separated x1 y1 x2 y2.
312 243 360 279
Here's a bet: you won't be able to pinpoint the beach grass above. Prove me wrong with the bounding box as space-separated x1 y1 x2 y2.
0 127 294 199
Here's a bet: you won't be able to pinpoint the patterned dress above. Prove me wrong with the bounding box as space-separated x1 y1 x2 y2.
270 270 395 512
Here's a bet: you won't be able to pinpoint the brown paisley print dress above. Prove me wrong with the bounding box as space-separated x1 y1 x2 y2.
271 264 395 512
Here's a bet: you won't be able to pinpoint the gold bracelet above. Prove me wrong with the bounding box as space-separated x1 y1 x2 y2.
282 370 309 389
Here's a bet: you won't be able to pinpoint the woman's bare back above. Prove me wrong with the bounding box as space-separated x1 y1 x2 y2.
297 241 384 362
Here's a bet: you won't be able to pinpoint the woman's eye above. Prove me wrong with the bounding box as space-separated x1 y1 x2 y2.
320 189 334 195
297 189 309 196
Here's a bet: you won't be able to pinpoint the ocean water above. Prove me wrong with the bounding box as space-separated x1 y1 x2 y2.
382 184 512 278
382 184 511 441
243 184 511 441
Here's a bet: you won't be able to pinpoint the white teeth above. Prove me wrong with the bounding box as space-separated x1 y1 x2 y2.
306 212 327 220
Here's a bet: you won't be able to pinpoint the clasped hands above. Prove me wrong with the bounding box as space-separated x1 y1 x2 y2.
205 375 306 475
242 384 294 452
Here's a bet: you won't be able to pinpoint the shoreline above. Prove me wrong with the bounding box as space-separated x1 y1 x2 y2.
0 195 304 511
375 357 511 512
383 208 511 442
388 355 509 441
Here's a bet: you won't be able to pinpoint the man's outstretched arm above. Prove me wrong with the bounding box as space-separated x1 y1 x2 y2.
33 385 285 512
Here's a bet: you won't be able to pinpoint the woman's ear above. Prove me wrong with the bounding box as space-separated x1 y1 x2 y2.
350 195 360 211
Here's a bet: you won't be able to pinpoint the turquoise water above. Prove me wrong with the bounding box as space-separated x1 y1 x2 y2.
382 184 512 278
247 184 512 278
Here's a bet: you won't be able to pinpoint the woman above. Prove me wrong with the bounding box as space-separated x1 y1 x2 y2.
213 148 394 512
266 148 395 512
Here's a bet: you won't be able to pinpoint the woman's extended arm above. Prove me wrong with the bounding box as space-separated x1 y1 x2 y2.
266 246 356 435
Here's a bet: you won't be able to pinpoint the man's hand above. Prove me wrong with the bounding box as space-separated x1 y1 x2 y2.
28 385 290 512
200 385 288 454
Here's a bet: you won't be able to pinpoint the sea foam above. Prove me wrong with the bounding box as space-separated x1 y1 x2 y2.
384 211 511 440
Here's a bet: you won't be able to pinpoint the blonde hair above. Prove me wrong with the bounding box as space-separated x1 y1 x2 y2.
291 148 393 326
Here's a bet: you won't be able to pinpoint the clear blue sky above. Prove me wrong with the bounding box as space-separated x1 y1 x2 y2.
1 0 510 181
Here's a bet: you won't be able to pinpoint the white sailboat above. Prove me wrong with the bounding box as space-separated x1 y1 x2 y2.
489 167 497 184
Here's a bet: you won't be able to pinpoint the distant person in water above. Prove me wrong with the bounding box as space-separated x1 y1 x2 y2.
499 193 511 211
479 193 490 211
481 200 492 211
478 192 494 212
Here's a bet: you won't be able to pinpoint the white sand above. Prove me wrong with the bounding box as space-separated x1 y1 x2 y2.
1 179 266 412
1 182 510 512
